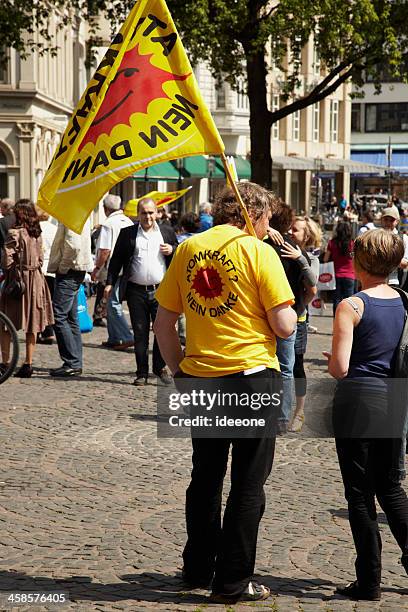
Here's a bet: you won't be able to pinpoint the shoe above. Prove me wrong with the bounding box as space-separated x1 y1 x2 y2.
335 581 381 601
0 363 9 376
277 421 288 435
50 366 82 377
101 340 134 350
15 363 33 378
133 376 147 386
111 340 134 351
288 412 304 432
307 324 318 334
181 569 212 589
37 337 54 345
210 581 270 604
154 368 172 385
93 319 107 327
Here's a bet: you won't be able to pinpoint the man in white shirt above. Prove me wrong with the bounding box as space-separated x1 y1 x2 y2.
48 219 93 377
91 194 134 350
358 210 376 236
381 207 408 286
105 198 178 386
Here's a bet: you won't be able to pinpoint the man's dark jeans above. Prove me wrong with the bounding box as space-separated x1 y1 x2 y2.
182 368 279 597
53 271 85 369
336 437 408 592
126 282 165 378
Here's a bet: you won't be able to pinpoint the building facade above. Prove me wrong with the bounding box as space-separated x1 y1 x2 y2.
266 36 353 212
0 21 358 215
0 16 88 202
351 77 408 200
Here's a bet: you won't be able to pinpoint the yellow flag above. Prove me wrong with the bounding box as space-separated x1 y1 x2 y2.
37 0 224 233
124 186 191 216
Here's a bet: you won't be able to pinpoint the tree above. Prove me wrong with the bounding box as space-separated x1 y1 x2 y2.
2 1 408 187
165 0 408 187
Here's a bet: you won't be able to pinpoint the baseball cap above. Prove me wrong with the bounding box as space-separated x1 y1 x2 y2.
381 207 400 221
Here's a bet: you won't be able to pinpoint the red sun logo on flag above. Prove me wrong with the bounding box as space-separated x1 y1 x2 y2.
79 44 190 150
192 267 224 300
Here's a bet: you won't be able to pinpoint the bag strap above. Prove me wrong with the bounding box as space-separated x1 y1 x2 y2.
17 229 24 277
345 296 363 319
392 286 408 313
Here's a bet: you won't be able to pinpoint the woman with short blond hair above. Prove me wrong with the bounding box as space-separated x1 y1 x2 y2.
324 228 408 601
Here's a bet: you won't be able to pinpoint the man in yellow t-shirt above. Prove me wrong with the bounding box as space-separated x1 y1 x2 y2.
154 182 296 604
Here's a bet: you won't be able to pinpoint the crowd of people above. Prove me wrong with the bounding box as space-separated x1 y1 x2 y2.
0 186 408 604
0 197 214 382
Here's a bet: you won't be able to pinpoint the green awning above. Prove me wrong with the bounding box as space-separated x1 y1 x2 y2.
232 156 251 180
180 155 222 178
133 156 251 181
133 161 179 181
183 155 251 179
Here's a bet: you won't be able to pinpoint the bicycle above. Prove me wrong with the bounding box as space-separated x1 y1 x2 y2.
0 310 19 384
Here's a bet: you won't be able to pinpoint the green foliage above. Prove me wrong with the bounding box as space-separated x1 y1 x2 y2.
166 0 408 93
3 0 408 95
3 0 408 185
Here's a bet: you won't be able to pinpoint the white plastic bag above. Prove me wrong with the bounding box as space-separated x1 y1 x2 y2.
317 262 336 291
309 291 326 316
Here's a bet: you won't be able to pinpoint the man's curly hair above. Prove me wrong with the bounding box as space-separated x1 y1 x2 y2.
212 182 279 228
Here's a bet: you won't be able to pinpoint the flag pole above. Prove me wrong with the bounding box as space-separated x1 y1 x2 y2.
220 152 256 237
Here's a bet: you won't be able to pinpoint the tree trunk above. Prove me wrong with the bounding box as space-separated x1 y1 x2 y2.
245 47 272 188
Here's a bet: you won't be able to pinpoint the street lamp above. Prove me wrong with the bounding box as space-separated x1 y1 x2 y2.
144 167 149 195
207 155 216 202
314 157 323 214
176 158 185 214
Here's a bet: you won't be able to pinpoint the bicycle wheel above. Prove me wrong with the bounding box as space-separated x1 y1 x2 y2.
0 311 19 384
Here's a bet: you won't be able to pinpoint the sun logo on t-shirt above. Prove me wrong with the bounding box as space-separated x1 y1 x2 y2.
192 266 224 299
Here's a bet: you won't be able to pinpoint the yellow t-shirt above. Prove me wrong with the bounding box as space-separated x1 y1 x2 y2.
155 224 294 376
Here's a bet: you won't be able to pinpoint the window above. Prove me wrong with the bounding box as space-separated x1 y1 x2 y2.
292 35 302 68
0 173 7 198
330 99 339 143
312 43 320 76
351 103 361 132
272 94 279 140
0 47 8 83
365 103 408 132
216 84 226 109
236 78 249 110
292 109 300 141
270 38 278 70
312 102 320 142
365 61 408 84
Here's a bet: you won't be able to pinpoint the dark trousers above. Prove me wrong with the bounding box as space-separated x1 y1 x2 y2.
53 271 85 369
336 438 408 592
293 353 306 397
93 282 107 321
333 276 355 315
126 282 165 378
182 370 278 597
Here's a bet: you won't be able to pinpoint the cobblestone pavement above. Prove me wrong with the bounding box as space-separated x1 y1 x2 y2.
0 310 407 612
